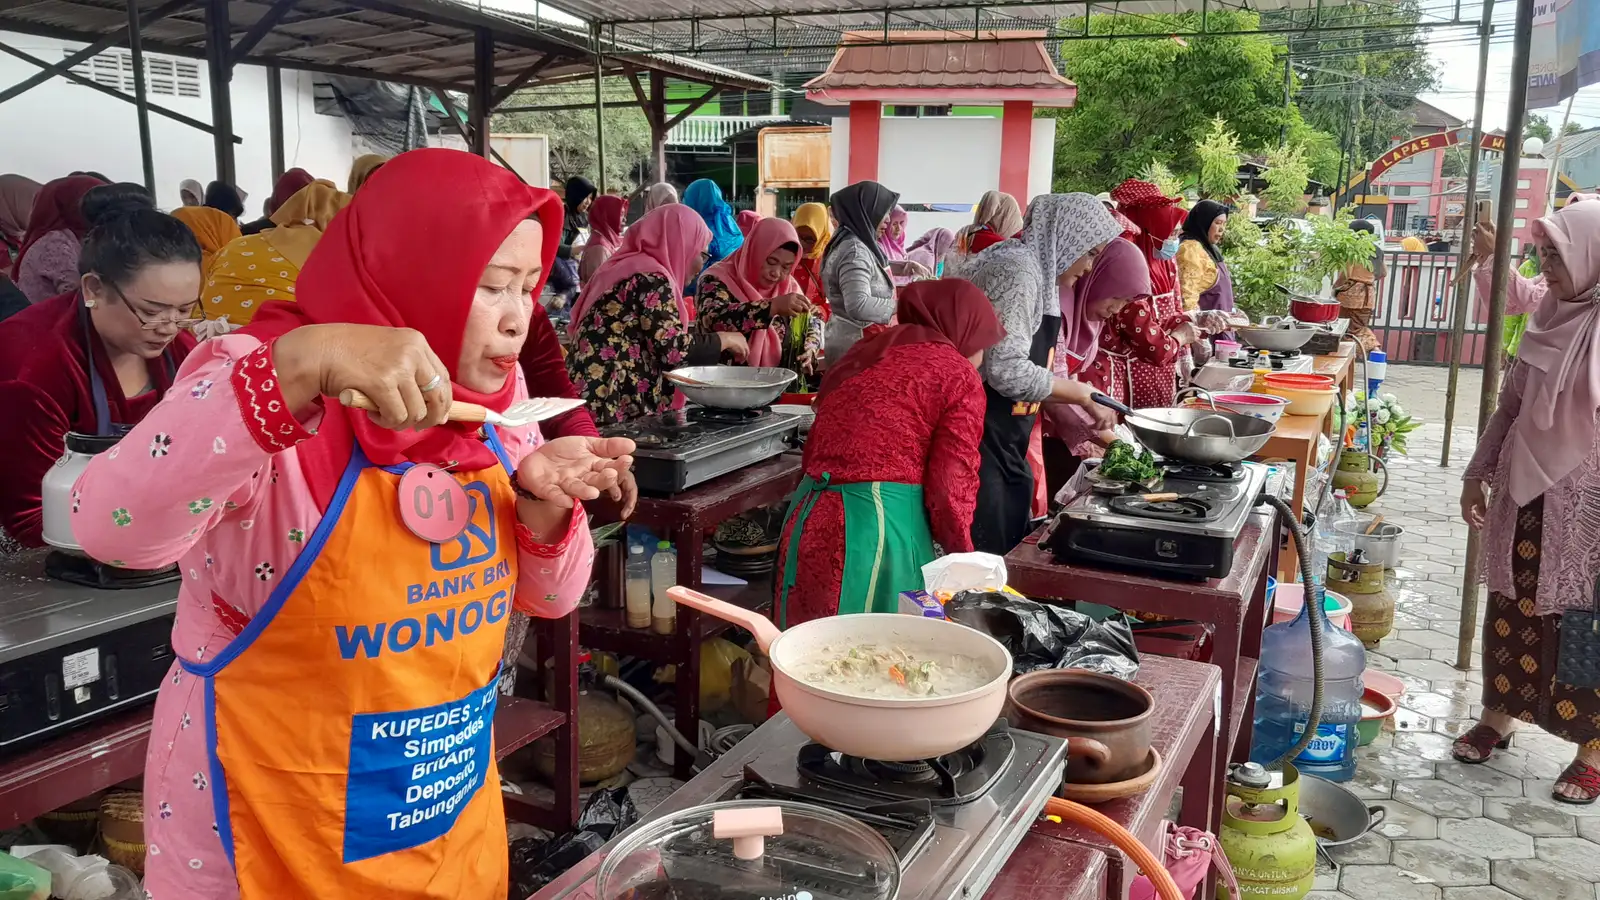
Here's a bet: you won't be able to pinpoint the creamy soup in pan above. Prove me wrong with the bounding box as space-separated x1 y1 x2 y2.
792 643 993 699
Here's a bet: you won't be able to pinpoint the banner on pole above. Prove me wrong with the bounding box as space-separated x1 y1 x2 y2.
1528 0 1600 109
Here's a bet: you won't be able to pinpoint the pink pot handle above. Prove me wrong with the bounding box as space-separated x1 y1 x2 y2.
668 586 782 651
1068 736 1113 770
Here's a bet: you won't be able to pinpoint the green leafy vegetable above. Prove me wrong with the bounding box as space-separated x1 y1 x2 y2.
1099 440 1160 483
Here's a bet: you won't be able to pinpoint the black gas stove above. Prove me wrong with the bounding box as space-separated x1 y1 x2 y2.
600 406 800 493
1227 349 1303 369
1046 459 1270 579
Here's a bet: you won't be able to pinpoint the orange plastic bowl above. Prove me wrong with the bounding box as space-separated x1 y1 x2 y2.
1264 372 1336 391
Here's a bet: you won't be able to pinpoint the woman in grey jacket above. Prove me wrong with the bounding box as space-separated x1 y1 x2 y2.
820 181 928 360
964 193 1124 554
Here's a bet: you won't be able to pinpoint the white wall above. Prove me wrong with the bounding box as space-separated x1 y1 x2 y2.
828 113 1058 238
0 32 354 212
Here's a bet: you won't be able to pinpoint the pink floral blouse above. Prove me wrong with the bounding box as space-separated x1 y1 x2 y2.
71 333 594 899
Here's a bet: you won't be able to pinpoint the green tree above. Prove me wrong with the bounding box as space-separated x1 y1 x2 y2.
1563 121 1586 137
494 79 652 190
1524 113 1553 143
1285 1 1439 171
1045 10 1305 193
1140 160 1186 197
1262 141 1311 213
1196 117 1242 199
1440 143 1471 178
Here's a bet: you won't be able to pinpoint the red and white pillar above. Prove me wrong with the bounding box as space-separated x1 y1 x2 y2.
848 101 882 183
999 101 1034 202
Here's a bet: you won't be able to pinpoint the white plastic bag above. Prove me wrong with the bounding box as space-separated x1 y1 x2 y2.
922 552 1008 598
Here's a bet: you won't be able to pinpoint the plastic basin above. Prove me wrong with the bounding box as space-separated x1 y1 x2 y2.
1264 372 1336 391
1361 669 1405 702
1270 582 1353 631
1264 384 1338 417
1358 686 1397 746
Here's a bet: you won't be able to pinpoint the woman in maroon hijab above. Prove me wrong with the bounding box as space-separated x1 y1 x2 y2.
774 278 1004 628
0 184 202 546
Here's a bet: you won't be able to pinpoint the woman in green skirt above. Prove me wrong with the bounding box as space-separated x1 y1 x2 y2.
775 278 1004 627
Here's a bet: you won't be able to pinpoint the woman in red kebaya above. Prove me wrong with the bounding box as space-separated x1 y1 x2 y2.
774 279 1004 628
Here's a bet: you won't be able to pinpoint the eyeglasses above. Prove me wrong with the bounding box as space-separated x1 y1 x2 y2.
104 279 203 330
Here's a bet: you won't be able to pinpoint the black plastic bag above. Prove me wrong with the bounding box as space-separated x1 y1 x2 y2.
944 590 1139 679
507 787 640 898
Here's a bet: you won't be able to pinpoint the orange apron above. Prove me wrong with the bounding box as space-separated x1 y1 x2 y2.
182 428 519 899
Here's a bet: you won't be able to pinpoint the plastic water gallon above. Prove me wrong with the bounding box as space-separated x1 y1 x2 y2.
1249 582 1368 781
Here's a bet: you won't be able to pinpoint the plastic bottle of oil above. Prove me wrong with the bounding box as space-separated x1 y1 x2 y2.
649 540 678 635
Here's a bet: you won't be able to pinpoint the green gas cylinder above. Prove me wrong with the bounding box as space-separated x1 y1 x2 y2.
1219 763 1318 900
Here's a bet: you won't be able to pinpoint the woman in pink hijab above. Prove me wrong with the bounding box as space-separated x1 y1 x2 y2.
565 204 748 425
1038 237 1150 499
736 209 762 238
578 194 627 282
696 217 816 374
1456 198 1600 804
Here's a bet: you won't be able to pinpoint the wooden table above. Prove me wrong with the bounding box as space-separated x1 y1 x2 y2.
1005 509 1277 834
1034 655 1222 900
1257 341 1358 579
583 453 803 779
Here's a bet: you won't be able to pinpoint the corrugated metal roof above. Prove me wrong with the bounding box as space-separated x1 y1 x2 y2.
0 0 768 93
804 31 1074 99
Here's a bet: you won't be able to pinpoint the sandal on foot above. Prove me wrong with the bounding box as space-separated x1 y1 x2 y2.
1553 761 1600 805
1451 723 1511 764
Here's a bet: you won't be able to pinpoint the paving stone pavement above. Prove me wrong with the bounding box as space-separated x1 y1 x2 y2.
1309 365 1600 899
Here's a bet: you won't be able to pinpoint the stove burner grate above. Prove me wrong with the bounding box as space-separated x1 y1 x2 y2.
688 406 769 426
1108 495 1218 522
796 726 1014 806
1161 460 1244 483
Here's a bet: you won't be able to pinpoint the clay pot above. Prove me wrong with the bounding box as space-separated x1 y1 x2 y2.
1005 670 1154 785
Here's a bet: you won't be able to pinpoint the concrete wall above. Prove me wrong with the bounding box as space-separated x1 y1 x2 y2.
828 113 1056 237
0 32 354 212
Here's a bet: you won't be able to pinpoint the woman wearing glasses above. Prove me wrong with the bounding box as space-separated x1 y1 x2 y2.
0 183 202 547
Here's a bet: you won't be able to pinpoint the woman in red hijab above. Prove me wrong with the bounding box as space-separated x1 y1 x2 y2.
696 216 816 374
1105 178 1224 407
240 167 317 235
0 183 201 547
68 149 633 900
774 279 1004 628
12 174 104 303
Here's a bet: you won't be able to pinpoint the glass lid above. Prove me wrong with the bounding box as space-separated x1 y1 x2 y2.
594 800 901 900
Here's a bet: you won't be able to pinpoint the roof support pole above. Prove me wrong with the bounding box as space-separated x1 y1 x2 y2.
0 0 191 106
470 28 493 156
1441 0 1496 468
592 24 607 194
205 0 237 186
0 40 236 139
1456 0 1535 673
650 71 667 185
126 0 155 194
267 64 286 182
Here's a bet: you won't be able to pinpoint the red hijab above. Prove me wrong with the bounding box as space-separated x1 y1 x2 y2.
245 148 562 507
11 174 103 279
587 194 626 252
1111 179 1185 298
819 278 1004 397
268 167 316 215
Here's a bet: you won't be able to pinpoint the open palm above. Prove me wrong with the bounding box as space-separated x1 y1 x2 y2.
517 436 636 508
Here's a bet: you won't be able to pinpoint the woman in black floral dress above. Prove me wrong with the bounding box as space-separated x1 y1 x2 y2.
565 204 748 425
696 215 820 383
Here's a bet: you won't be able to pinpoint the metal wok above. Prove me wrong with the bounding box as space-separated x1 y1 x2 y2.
665 366 797 409
668 586 1013 760
1093 393 1275 464
1235 320 1320 352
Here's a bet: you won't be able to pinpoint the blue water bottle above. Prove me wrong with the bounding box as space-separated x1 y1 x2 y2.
1249 583 1368 781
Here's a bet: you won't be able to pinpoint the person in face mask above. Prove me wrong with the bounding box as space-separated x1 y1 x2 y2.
1102 179 1227 408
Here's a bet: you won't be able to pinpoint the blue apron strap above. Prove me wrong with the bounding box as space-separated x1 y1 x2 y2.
482 424 516 477
78 298 114 437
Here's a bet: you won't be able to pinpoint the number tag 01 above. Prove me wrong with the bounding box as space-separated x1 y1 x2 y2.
398 464 471 544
